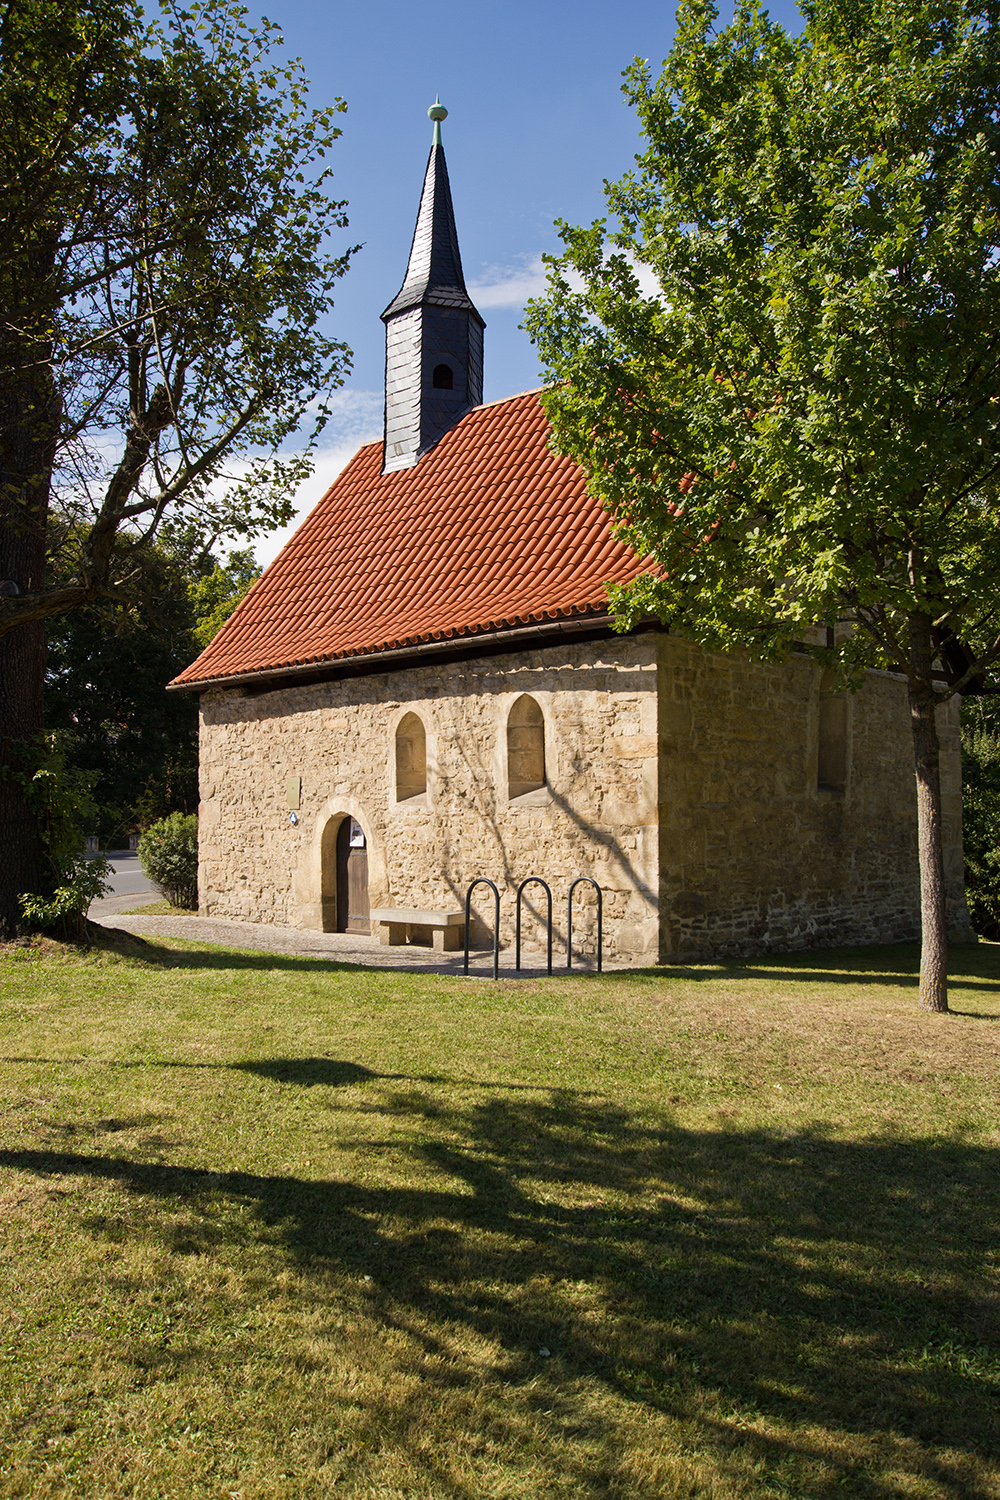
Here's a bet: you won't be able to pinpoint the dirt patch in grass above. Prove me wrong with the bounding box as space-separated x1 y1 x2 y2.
0 937 998 1498
1 927 160 964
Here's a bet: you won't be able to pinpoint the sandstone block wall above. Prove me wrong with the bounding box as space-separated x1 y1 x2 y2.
197 630 969 965
656 634 969 959
198 634 660 963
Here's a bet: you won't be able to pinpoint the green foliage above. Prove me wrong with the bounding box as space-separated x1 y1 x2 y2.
0 0 354 932
45 543 203 847
961 699 1000 938
189 549 261 649
524 0 1000 694
45 542 259 848
137 811 198 909
0 0 355 639
0 0 140 302
17 861 112 935
14 738 112 935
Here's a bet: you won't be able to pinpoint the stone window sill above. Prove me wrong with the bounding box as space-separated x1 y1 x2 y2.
507 785 552 809
394 791 430 810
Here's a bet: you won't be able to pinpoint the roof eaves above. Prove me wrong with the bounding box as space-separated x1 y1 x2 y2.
168 608 618 693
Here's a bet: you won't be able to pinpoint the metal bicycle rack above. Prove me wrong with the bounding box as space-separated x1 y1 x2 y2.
515 877 553 975
463 877 501 980
567 876 603 973
463 876 603 977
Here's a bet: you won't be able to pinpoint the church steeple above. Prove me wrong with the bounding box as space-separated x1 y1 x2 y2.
381 101 485 474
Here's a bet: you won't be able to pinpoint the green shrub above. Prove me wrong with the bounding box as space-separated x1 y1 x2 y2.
18 859 114 935
138 813 199 909
15 737 113 939
962 700 1000 940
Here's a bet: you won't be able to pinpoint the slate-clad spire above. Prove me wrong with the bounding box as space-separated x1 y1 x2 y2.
381 101 485 474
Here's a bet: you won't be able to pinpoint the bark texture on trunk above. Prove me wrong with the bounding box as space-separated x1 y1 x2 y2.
0 619 46 936
0 321 57 937
907 613 949 1013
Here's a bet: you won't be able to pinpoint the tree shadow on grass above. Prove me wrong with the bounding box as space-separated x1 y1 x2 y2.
82 928 1000 1005
3 1083 999 1498
613 941 1000 999
233 1058 590 1092
1 1057 596 1100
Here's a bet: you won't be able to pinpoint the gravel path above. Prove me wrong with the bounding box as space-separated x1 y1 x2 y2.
89 911 615 977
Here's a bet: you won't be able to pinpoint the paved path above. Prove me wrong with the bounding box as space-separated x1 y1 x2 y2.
91 891 164 917
88 910 615 977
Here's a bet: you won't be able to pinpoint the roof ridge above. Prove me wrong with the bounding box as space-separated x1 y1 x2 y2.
343 386 548 465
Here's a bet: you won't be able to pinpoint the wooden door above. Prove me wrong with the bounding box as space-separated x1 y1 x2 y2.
335 818 370 934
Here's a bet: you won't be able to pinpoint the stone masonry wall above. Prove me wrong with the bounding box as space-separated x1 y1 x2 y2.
198 629 968 966
657 634 969 959
198 634 660 964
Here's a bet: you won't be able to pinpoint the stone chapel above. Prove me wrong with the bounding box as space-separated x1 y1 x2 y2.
169 104 969 965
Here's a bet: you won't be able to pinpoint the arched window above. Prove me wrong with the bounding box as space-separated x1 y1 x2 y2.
395 712 427 800
817 672 847 792
432 363 454 390
507 695 545 798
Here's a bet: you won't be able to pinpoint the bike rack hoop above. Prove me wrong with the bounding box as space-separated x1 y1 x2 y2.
515 877 553 975
566 877 603 973
463 878 501 981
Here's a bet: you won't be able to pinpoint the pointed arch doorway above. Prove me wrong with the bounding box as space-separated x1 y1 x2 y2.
336 817 370 934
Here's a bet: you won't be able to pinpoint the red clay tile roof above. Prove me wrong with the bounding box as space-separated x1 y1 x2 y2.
170 389 650 690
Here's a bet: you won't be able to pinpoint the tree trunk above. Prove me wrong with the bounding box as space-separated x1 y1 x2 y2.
907 613 949 1013
0 619 47 937
0 321 58 937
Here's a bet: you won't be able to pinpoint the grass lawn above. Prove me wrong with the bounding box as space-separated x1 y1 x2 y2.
0 932 998 1499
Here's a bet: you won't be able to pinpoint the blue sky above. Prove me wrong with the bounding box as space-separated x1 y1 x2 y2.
256 0 804 561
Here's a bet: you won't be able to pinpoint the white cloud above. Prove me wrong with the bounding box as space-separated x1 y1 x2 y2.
468 255 549 310
627 254 662 300
468 249 661 313
315 386 384 444
254 388 383 567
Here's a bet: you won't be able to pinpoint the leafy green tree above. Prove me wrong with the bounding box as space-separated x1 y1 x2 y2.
45 542 259 850
526 0 1000 1010
961 699 1000 939
45 545 201 848
0 0 354 934
16 742 113 939
0 0 140 934
189 548 261 650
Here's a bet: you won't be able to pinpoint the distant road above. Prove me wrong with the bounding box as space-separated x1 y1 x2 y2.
99 851 157 898
88 850 161 917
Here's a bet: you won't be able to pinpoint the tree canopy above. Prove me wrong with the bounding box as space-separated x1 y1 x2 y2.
44 544 260 849
525 0 1000 1010
188 548 261 650
0 0 354 934
0 0 352 633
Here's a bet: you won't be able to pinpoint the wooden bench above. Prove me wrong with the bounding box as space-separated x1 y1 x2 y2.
369 907 466 951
